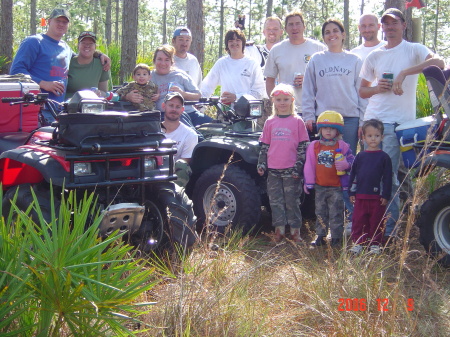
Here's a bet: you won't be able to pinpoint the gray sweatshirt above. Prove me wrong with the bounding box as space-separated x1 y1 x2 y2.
302 50 364 125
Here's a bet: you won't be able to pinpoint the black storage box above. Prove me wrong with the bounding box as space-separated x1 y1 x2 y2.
54 111 164 152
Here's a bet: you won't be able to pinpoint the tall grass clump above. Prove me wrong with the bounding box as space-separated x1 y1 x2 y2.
135 159 450 336
416 73 434 118
0 187 158 336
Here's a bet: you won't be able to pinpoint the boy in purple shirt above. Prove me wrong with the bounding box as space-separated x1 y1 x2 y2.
349 119 392 255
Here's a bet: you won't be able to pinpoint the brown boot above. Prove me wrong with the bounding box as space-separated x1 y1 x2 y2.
290 227 303 244
273 226 285 243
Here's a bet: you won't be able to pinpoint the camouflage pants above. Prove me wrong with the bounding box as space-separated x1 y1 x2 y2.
314 185 344 239
267 171 302 228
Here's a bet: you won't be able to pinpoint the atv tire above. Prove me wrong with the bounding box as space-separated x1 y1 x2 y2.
417 184 450 267
132 182 197 253
2 183 58 224
193 164 261 233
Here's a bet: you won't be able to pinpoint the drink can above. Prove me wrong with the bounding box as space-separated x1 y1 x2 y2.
382 71 394 85
293 72 302 87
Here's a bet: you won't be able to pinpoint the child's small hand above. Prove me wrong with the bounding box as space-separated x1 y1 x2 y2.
350 195 355 204
303 184 310 194
380 198 388 206
335 158 350 171
152 92 160 101
257 167 265 176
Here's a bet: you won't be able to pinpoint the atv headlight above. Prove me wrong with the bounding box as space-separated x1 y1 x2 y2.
144 156 157 171
74 162 92 176
249 103 262 117
81 102 104 114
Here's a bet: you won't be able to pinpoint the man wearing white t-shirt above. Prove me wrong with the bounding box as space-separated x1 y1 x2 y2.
264 10 326 113
351 14 386 61
172 27 202 88
359 8 445 239
162 92 198 164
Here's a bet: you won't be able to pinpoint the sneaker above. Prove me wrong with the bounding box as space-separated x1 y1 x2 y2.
345 222 352 236
310 235 327 247
290 228 303 244
349 244 363 255
369 245 382 255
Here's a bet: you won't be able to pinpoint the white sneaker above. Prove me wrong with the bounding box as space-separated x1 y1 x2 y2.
345 222 352 236
369 245 381 255
349 244 362 255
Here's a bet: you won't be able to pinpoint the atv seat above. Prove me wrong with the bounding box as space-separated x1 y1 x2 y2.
423 65 450 115
0 132 30 153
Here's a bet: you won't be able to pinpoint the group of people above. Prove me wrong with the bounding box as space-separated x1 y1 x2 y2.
256 8 445 254
9 7 446 253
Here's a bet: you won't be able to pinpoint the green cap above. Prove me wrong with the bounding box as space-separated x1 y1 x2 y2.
49 8 71 21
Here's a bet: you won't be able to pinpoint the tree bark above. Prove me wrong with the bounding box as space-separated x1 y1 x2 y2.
344 0 349 49
187 0 205 68
162 0 167 44
218 0 225 58
0 0 13 74
30 0 36 35
119 0 138 84
106 0 112 45
266 0 273 17
115 0 120 43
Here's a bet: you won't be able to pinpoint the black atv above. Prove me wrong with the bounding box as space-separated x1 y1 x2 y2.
0 86 196 253
184 95 315 233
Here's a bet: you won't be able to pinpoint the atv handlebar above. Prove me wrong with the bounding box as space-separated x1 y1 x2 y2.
1 92 49 105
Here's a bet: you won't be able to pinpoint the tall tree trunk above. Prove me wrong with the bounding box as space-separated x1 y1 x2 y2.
0 0 13 74
433 0 440 50
106 0 112 45
115 0 120 43
219 0 225 58
30 0 36 35
266 0 273 17
187 0 205 68
119 0 138 84
343 0 349 49
162 0 167 44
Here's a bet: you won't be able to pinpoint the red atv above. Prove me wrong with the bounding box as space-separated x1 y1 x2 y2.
0 77 196 253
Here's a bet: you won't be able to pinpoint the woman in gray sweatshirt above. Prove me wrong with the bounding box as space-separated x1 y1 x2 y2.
302 18 364 155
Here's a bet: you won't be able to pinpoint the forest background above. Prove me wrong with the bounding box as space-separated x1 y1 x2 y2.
0 0 449 85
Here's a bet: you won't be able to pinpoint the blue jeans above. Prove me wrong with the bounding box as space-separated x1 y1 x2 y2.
342 117 359 155
187 110 213 127
341 117 359 219
381 124 400 236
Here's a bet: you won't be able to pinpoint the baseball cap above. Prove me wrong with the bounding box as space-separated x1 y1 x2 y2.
78 31 97 43
164 92 185 104
381 8 405 23
49 8 71 21
173 27 192 38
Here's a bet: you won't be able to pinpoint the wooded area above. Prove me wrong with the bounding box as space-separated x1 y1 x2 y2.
0 0 449 80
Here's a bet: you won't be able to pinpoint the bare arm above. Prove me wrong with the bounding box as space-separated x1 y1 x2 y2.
98 80 108 94
266 77 276 98
393 54 446 95
359 78 391 99
170 85 201 101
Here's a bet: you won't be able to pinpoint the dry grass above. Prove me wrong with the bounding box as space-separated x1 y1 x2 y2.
132 142 450 336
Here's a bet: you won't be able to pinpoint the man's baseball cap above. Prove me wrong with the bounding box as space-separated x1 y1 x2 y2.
381 8 405 23
173 27 192 38
78 31 97 43
49 8 71 21
164 92 185 104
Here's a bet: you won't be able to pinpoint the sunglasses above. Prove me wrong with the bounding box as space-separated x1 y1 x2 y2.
272 90 292 96
79 31 96 38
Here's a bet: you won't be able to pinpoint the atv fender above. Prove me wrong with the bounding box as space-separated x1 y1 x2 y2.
0 147 69 188
190 138 260 173
415 152 450 177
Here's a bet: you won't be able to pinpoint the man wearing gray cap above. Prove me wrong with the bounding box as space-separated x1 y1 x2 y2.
359 8 445 240
172 27 202 87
